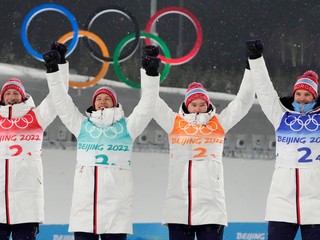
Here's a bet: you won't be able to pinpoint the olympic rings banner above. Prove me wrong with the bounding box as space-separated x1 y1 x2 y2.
21 4 203 89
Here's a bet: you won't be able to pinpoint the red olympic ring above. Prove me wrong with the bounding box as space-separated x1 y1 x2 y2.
145 6 203 65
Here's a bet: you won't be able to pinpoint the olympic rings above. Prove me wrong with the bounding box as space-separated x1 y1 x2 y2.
145 6 203 65
284 114 320 132
305 115 320 131
285 115 304 131
178 119 216 135
113 31 171 89
85 6 140 63
21 4 203 88
0 114 34 129
85 121 124 138
21 3 79 62
58 30 110 88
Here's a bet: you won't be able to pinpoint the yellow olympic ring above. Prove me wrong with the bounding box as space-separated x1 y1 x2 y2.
58 30 109 88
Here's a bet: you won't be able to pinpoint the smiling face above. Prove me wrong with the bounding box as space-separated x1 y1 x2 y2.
94 93 114 110
294 89 315 104
187 98 208 113
2 89 23 105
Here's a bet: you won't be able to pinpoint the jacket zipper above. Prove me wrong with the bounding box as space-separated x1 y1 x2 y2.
93 166 98 234
188 160 193 225
295 168 301 224
5 106 12 224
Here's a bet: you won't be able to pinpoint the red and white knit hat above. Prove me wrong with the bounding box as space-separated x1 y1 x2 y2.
184 82 210 107
1 78 26 101
293 70 318 99
92 86 117 107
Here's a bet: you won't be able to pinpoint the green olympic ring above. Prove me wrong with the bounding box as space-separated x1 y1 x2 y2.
113 31 171 89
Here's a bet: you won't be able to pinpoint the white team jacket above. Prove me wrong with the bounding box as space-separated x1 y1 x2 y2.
249 57 320 225
0 63 69 225
46 69 159 234
153 69 254 226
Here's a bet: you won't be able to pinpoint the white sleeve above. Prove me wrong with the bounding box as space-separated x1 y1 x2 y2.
58 62 70 90
126 69 160 140
153 96 176 134
217 68 255 133
249 57 285 129
46 68 85 137
33 63 69 129
33 92 57 130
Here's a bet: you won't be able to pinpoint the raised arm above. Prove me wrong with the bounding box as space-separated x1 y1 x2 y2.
126 45 160 139
153 96 176 134
34 43 71 129
139 45 175 134
126 69 160 139
218 68 255 133
43 47 85 136
246 40 284 129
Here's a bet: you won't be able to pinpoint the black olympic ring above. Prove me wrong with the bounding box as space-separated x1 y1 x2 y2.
84 6 140 63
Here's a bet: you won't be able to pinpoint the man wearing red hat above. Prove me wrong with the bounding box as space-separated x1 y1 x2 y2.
43 45 160 240
247 39 320 240
153 54 255 239
0 42 69 240
0 78 26 105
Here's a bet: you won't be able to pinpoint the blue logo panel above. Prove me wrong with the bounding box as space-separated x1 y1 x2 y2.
37 223 302 240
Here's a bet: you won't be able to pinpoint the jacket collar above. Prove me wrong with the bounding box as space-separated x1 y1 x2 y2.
178 102 216 125
86 103 125 128
0 95 35 119
279 96 320 113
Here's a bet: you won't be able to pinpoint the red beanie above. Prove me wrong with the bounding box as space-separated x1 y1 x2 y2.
293 70 318 99
1 78 26 101
184 82 210 107
92 86 117 107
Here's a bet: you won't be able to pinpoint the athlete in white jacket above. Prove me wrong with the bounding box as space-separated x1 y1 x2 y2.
44 45 160 240
153 65 254 240
247 39 320 240
0 42 68 240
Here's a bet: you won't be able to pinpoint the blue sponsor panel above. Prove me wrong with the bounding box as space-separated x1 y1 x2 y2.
37 225 72 240
37 223 168 240
130 223 168 240
224 223 301 240
225 223 267 240
37 223 302 240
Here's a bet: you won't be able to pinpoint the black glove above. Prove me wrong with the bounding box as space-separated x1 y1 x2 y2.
51 42 68 64
142 45 160 77
246 39 264 59
43 50 60 73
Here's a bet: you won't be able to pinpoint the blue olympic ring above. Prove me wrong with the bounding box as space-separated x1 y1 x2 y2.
21 3 79 62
